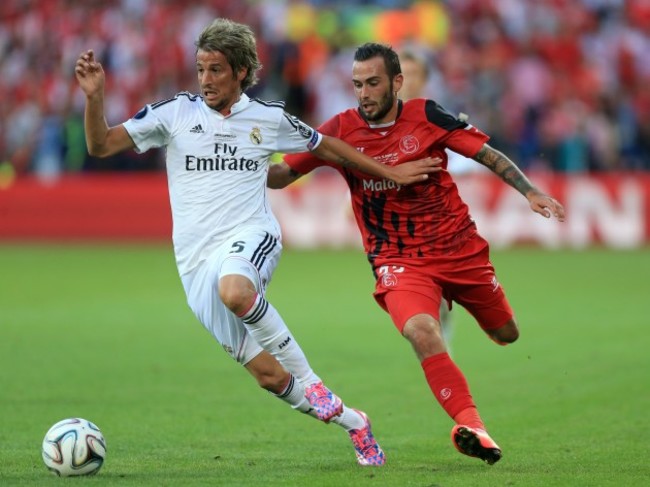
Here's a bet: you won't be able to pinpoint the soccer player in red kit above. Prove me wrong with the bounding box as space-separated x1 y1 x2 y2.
268 43 565 465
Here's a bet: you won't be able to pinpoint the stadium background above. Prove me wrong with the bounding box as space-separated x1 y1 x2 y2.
1 0 650 247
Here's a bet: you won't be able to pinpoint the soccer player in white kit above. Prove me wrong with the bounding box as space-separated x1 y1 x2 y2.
74 18 439 466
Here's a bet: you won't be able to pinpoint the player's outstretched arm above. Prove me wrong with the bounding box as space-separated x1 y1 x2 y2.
313 135 441 186
474 143 565 221
267 162 304 189
74 49 135 158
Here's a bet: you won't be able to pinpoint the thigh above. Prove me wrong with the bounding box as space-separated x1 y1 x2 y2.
445 236 514 331
181 252 263 365
219 230 282 293
373 262 442 332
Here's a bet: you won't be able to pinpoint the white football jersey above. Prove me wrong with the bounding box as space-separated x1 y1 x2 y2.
123 92 322 275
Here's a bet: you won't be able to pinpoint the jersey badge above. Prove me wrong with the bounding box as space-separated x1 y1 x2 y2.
189 124 204 134
250 127 263 145
306 130 319 150
133 106 148 120
378 265 404 287
399 134 420 154
491 276 500 292
381 271 398 287
214 132 237 141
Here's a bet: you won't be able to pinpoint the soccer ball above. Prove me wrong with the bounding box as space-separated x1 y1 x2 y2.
41 418 107 476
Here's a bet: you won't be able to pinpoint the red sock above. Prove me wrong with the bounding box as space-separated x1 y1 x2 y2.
421 352 484 429
454 406 484 429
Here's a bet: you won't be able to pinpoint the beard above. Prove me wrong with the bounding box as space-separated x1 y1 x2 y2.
359 84 395 123
204 95 228 112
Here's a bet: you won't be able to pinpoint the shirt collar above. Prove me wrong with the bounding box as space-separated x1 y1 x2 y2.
203 93 250 117
229 93 249 114
361 99 403 129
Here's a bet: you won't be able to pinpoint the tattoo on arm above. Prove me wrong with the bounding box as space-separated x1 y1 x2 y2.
475 145 534 196
333 155 360 170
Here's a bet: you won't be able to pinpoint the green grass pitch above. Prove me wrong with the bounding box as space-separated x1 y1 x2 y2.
1 244 649 486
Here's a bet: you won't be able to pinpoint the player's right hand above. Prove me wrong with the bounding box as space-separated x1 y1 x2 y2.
74 50 105 97
390 157 443 186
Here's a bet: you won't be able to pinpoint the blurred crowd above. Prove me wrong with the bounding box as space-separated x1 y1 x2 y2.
1 0 650 179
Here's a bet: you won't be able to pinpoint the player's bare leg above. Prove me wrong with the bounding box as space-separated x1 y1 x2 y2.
439 303 454 352
222 269 385 466
244 351 385 465
402 313 502 465
485 318 519 346
220 274 322 386
402 314 446 360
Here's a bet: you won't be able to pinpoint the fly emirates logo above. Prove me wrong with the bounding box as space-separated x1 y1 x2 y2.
185 143 261 172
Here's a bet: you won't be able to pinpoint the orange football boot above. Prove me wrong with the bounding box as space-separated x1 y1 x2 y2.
451 425 502 465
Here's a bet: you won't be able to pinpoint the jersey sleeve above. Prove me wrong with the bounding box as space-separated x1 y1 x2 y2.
283 115 341 175
122 103 172 153
425 100 489 158
275 111 322 154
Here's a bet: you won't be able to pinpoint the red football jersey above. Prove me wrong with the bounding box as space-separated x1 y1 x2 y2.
284 99 489 263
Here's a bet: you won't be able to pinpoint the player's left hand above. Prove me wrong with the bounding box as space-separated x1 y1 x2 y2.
389 157 443 186
527 190 565 221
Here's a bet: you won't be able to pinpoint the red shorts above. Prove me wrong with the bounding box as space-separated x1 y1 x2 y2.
373 233 514 333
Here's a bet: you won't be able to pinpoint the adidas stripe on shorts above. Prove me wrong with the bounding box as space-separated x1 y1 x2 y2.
181 229 282 364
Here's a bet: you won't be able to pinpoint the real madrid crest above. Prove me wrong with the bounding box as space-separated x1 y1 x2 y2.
250 127 263 145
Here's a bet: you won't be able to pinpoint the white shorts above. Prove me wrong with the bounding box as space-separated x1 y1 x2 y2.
181 229 282 364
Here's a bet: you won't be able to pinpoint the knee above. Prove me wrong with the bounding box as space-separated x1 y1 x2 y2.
403 319 438 343
219 275 256 315
489 320 520 345
402 315 446 359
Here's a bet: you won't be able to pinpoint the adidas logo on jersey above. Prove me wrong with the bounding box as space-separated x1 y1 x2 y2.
189 124 204 134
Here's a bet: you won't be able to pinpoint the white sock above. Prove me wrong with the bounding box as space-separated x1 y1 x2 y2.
273 374 318 418
330 407 366 431
241 294 320 385
273 375 366 430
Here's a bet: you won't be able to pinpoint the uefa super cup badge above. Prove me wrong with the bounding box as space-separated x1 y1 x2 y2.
250 127 262 145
